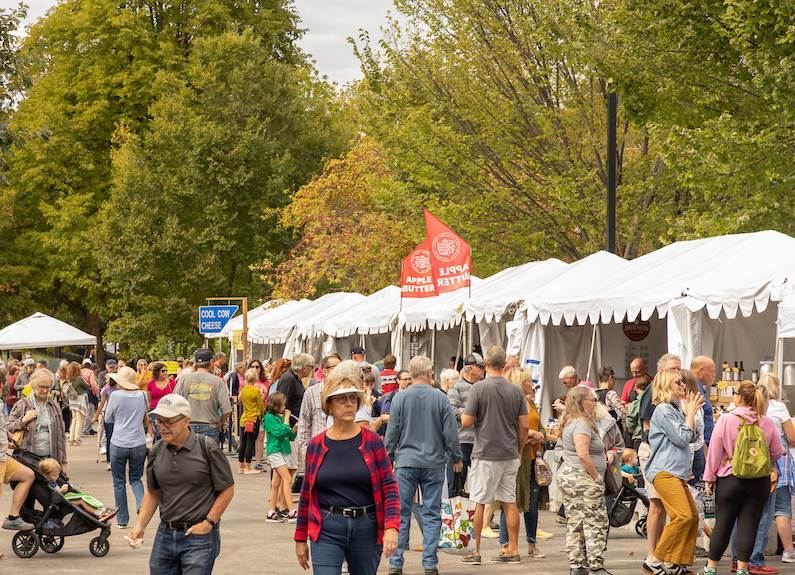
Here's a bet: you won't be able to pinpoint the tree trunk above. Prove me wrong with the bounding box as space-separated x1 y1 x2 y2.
84 311 104 366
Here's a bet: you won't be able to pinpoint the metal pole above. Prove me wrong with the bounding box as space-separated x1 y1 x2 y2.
607 92 617 254
242 297 248 361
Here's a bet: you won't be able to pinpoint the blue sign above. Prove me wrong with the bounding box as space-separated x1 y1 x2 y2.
199 305 239 335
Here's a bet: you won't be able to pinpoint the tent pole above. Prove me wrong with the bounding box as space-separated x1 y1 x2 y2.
586 323 597 382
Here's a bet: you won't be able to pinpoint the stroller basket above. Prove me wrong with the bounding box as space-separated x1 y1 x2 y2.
609 480 649 528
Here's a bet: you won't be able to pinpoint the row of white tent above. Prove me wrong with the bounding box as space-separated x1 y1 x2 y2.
221 230 795 419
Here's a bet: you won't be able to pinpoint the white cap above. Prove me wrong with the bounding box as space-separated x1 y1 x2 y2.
326 386 365 398
152 394 191 418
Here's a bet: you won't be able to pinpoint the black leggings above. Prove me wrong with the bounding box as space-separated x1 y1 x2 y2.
709 474 770 562
238 419 260 464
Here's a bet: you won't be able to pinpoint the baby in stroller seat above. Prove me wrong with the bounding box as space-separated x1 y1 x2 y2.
620 449 646 496
39 459 118 522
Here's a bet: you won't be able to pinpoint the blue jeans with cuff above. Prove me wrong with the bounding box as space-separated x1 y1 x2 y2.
109 443 146 526
150 521 220 575
390 467 445 570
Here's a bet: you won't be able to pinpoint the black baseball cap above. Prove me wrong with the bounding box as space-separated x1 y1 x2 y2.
195 348 214 362
351 346 365 355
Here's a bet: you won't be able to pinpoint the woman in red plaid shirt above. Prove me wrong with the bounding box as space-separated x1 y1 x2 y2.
295 375 400 574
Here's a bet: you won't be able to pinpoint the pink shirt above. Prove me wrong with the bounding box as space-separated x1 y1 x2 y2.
704 406 783 482
147 378 176 409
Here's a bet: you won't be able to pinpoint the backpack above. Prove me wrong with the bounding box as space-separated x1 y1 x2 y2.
729 413 772 479
61 380 79 401
626 394 642 440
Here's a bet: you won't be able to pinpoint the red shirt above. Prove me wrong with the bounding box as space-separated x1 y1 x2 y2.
621 375 653 403
295 428 400 543
380 369 399 394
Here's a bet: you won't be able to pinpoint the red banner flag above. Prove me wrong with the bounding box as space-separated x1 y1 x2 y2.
424 208 471 294
401 239 438 298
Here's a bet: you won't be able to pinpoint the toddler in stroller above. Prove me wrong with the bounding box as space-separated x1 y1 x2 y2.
9 445 113 558
40 458 118 522
609 449 650 536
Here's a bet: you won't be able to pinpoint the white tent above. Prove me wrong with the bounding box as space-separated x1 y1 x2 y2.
0 312 96 349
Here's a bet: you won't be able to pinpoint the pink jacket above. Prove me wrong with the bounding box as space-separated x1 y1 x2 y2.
704 406 783 482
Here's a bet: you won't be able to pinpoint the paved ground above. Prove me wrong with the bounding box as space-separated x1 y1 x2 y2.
0 439 762 574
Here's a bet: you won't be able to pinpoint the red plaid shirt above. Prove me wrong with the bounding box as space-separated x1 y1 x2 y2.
294 428 400 543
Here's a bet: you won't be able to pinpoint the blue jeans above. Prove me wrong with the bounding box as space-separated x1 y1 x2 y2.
104 422 114 463
109 443 147 526
189 424 219 445
390 467 445 570
151 413 161 441
446 442 473 497
731 490 774 566
690 447 706 487
150 522 220 575
310 509 381 575
499 460 540 546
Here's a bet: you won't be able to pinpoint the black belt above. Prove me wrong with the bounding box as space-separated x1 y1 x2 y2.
164 520 208 530
320 504 375 518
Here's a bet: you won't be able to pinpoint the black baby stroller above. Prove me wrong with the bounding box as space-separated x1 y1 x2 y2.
8 440 112 558
609 476 650 537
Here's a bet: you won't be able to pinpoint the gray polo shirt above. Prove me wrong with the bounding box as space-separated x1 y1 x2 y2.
173 371 232 425
463 374 527 461
146 431 235 524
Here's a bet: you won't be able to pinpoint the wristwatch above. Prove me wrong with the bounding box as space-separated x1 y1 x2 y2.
204 517 216 527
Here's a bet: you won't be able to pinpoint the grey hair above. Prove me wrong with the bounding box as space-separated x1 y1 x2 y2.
439 368 459 386
328 360 363 381
30 368 55 387
484 346 506 370
559 365 577 380
291 353 314 372
409 355 433 380
657 353 681 372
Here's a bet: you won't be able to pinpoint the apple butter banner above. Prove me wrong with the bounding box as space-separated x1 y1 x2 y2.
401 239 438 298
423 209 471 294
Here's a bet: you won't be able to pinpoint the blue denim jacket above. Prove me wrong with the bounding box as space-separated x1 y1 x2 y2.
645 401 700 483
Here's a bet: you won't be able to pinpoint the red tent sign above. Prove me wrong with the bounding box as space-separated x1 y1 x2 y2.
424 209 471 293
401 239 437 298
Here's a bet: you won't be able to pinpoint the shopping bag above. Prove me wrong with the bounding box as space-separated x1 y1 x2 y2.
438 473 477 556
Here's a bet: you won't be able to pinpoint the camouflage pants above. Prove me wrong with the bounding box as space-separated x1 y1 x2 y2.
557 463 608 570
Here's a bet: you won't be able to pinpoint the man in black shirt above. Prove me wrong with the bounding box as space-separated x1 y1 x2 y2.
277 353 314 474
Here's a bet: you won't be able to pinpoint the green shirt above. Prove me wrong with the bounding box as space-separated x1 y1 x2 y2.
263 412 296 455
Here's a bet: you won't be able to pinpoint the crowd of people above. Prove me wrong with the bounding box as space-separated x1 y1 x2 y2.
0 345 793 575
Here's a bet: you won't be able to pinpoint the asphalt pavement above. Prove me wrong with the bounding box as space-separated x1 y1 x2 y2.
0 438 752 575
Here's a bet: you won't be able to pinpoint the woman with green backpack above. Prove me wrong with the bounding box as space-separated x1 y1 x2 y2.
699 381 784 575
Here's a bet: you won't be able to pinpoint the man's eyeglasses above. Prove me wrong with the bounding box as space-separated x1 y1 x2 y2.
158 416 185 428
333 394 359 405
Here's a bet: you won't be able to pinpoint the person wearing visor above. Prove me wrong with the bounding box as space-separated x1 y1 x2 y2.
295 376 399 575
129 393 235 574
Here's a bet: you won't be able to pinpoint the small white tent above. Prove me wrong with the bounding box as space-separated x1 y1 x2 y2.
0 312 96 349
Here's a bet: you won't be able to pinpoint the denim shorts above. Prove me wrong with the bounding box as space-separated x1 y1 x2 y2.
269 451 287 469
775 486 792 518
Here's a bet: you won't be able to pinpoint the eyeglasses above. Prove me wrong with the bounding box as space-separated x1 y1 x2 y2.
158 415 185 428
35 385 52 390
251 364 261 369
673 380 684 385
333 394 359 405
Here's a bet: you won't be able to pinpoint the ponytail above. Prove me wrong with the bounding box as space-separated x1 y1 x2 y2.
735 380 767 415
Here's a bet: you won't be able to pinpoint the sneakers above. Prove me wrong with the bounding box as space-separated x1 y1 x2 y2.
588 569 612 575
2 516 35 531
99 507 119 522
489 552 520 563
424 569 439 575
570 568 588 575
556 515 568 524
527 547 545 558
749 567 778 574
481 526 498 538
782 551 795 563
696 568 718 575
694 546 709 558
461 554 482 565
286 510 298 523
536 528 554 539
387 569 402 575
666 565 693 575
266 511 285 523
642 560 668 575
253 463 265 471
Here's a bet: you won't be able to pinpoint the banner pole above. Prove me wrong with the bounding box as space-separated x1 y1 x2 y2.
399 261 404 312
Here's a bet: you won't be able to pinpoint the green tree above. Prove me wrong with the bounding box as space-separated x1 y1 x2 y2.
98 30 352 357
0 0 314 353
265 136 424 300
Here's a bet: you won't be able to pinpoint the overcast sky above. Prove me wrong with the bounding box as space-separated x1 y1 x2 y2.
17 0 396 88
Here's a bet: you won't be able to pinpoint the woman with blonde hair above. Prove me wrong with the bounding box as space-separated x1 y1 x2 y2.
643 369 703 575
494 367 546 558
699 381 783 575
65 361 91 446
557 385 610 575
134 359 149 390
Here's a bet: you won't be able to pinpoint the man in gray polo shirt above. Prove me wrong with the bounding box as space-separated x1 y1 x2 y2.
129 394 234 573
461 346 529 565
173 349 232 445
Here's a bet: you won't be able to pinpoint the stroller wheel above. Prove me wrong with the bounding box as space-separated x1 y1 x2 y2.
89 536 110 557
40 534 65 553
12 531 39 558
635 517 647 538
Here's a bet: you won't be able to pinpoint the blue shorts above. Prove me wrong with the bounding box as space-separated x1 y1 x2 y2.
775 486 792 518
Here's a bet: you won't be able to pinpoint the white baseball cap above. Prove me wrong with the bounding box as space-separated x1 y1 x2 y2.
152 394 192 418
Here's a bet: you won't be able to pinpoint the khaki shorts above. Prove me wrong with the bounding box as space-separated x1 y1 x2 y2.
287 440 304 472
0 456 23 497
638 442 659 500
469 458 520 505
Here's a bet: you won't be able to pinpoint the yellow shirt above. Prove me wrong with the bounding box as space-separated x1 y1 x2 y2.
528 400 541 460
22 384 32 397
239 385 265 427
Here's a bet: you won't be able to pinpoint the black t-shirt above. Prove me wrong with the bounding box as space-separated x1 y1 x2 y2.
276 370 305 416
639 388 656 442
315 435 373 508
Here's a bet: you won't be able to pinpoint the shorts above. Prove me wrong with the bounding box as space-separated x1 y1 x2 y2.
469 458 520 505
638 442 659 500
268 451 287 469
775 485 792 518
0 456 23 497
287 440 304 471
